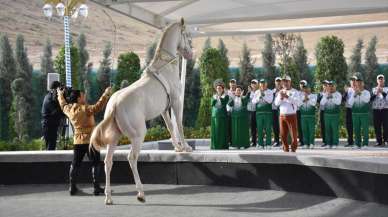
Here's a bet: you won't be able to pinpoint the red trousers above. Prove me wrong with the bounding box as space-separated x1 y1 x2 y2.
279 114 298 152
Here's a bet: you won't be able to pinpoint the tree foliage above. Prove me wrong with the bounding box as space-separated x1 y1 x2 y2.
293 36 311 84
77 33 89 91
262 34 277 88
0 34 16 140
196 48 228 128
239 42 255 91
97 42 112 94
183 57 200 127
273 33 297 76
116 51 140 89
54 44 80 88
364 36 378 89
348 39 363 76
315 36 348 90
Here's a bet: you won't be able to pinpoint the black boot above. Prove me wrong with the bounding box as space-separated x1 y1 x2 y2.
69 165 80 196
92 165 105 196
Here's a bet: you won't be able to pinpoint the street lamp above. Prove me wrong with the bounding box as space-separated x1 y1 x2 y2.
42 0 88 88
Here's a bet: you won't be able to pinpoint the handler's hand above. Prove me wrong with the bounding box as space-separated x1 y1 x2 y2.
56 88 64 96
104 87 112 95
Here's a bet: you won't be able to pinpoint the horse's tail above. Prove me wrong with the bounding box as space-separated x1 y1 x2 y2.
90 106 116 151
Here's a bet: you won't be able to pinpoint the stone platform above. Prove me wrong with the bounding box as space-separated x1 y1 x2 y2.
1 140 388 205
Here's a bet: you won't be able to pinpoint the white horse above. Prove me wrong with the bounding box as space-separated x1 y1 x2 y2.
90 18 193 205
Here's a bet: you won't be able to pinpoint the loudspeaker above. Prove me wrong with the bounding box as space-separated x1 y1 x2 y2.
47 73 60 91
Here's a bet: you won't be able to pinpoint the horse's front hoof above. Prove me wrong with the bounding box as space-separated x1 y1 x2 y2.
183 144 193 152
174 147 184 152
105 198 113 205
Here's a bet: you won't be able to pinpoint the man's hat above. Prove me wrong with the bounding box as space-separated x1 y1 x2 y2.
251 79 258 84
259 78 267 83
213 79 225 88
229 79 237 83
275 77 282 82
377 74 385 79
299 80 308 86
282 75 291 81
350 75 358 81
322 80 329 84
327 80 336 85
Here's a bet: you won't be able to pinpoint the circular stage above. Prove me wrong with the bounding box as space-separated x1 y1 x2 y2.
1 139 388 206
1 184 387 217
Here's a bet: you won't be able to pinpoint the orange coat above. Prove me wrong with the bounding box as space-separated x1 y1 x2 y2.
58 91 110 145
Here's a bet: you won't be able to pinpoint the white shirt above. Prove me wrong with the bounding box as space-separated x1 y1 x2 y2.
345 87 355 108
320 91 342 109
271 88 280 110
348 90 370 107
252 89 273 105
274 88 300 115
233 96 242 109
299 93 318 108
247 91 256 111
226 89 235 112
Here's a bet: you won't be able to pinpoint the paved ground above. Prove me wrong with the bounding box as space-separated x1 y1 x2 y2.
1 184 387 217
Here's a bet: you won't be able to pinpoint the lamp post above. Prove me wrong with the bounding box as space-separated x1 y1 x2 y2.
43 0 88 88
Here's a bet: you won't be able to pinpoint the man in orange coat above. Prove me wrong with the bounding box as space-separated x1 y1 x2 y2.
58 87 112 196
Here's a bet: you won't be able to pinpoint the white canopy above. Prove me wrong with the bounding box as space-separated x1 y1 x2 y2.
91 0 388 36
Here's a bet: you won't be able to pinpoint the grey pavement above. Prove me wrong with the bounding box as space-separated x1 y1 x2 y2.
0 184 387 217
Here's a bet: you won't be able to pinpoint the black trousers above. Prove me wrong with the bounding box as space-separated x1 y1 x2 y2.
373 109 388 145
70 144 102 185
320 110 326 144
250 111 257 146
297 110 304 146
42 123 59 150
345 108 354 145
272 110 279 143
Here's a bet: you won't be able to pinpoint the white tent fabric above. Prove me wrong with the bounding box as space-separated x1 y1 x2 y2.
91 0 388 36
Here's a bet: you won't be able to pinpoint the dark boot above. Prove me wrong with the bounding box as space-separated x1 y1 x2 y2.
92 165 105 196
69 165 79 196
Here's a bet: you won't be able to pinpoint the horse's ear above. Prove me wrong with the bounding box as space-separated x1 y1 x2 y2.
180 17 185 26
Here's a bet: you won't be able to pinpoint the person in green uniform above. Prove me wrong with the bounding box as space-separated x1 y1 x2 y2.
298 81 317 149
252 79 274 149
319 81 342 148
211 83 230 150
349 76 371 148
228 86 250 149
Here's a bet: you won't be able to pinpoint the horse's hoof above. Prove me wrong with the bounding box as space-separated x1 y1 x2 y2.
105 198 113 205
137 196 146 203
174 147 184 152
137 192 146 203
184 146 193 152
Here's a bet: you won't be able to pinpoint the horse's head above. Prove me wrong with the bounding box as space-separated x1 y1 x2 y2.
177 18 193 60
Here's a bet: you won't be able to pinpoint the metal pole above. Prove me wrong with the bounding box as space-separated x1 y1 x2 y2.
63 15 72 87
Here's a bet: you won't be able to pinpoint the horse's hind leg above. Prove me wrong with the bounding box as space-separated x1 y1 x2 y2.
161 111 183 152
128 125 147 203
104 144 116 205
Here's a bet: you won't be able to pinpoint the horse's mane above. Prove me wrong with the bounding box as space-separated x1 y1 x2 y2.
153 22 180 62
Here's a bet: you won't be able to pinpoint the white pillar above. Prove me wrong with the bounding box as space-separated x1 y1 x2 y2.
63 16 72 88
171 57 187 141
